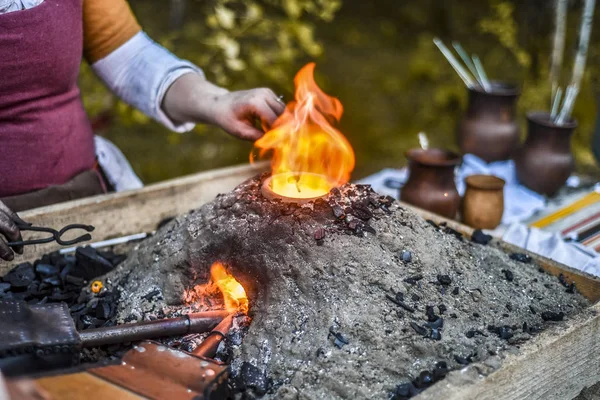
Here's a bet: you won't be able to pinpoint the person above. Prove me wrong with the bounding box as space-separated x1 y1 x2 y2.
0 0 286 261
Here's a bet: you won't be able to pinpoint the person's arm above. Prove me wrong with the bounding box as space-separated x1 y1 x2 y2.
83 0 284 139
161 73 285 140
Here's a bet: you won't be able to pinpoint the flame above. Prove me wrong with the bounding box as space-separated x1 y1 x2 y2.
210 262 249 314
252 62 355 198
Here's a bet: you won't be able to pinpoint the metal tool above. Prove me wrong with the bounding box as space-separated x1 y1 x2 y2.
191 314 235 358
7 223 95 247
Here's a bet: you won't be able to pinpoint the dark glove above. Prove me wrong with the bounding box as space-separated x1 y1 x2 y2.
0 201 26 261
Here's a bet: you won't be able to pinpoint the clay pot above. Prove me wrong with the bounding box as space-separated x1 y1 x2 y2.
462 174 505 229
514 112 577 197
457 82 520 162
400 148 461 219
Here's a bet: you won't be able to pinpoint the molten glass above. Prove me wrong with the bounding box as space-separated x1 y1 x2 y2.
210 262 249 314
252 62 355 199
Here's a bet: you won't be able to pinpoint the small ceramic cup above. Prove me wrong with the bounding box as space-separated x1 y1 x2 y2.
462 174 505 229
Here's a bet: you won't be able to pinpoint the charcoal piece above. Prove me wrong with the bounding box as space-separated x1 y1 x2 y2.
510 253 532 263
450 313 457 319
452 287 459 295
96 301 112 319
411 294 420 302
73 246 115 280
496 326 513 340
438 304 447 314
142 289 161 301
529 305 537 314
401 251 412 263
430 329 442 341
443 227 463 241
425 220 438 229
65 275 85 286
396 310 405 319
403 275 423 285
347 220 359 231
35 264 60 279
70 303 86 313
0 282 10 293
502 269 514 282
465 330 476 338
362 224 376 234
437 275 452 286
314 228 326 241
328 327 349 349
432 362 448 381
332 205 345 219
566 283 576 293
395 292 405 301
394 382 419 398
3 262 35 288
97 250 127 267
414 370 433 389
541 311 564 322
386 295 415 313
506 303 513 312
426 317 444 330
49 292 77 301
409 322 429 337
454 354 471 365
425 306 437 322
42 276 62 287
352 204 373 221
471 230 492 245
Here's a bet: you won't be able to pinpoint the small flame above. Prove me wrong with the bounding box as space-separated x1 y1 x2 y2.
418 132 429 150
210 262 249 314
252 62 355 198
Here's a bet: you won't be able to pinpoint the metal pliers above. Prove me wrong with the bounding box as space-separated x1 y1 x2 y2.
7 223 95 247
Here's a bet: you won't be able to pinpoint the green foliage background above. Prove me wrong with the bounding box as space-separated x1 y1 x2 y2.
78 0 600 184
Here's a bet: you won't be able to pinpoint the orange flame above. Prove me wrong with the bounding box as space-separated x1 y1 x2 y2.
252 62 355 198
210 262 249 314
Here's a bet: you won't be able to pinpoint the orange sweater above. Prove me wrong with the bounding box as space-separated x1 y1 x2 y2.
83 0 141 63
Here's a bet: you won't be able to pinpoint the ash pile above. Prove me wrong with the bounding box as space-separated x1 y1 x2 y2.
103 174 590 399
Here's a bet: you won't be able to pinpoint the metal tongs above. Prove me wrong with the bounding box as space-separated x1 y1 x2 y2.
7 222 95 247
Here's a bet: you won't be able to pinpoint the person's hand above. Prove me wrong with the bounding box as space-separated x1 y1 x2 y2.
0 201 25 261
162 73 286 141
209 88 286 141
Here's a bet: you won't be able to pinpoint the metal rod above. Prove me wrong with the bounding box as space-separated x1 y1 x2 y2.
551 87 563 119
433 38 476 88
472 55 491 92
452 42 480 84
550 0 568 97
80 310 229 348
60 232 149 254
191 314 235 358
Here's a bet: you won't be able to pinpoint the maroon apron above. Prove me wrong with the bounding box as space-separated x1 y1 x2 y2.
0 0 98 202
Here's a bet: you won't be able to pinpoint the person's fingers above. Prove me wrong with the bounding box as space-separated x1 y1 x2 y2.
231 121 265 141
251 101 279 130
0 238 14 261
0 201 29 226
0 212 22 255
265 96 285 116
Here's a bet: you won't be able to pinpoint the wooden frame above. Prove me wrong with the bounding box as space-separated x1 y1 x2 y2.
3 164 599 399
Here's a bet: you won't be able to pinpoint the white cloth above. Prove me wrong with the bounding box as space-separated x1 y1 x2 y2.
0 0 42 13
92 32 204 133
503 223 600 277
357 154 546 224
94 136 143 192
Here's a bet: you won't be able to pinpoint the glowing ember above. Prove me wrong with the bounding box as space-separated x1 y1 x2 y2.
252 62 355 199
210 262 249 314
183 262 248 314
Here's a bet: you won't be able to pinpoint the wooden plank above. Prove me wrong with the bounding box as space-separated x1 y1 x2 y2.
35 372 142 400
401 202 600 303
0 163 268 275
416 302 600 400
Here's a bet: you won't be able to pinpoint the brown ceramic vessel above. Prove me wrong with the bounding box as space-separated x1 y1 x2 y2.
457 82 520 162
462 174 505 229
514 111 577 197
400 148 461 219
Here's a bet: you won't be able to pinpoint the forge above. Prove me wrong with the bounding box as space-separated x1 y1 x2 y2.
103 175 589 399
96 63 590 399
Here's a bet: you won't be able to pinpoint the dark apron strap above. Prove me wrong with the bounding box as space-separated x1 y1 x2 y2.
1 166 108 213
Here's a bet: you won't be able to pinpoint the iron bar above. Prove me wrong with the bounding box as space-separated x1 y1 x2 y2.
80 310 229 348
191 314 235 358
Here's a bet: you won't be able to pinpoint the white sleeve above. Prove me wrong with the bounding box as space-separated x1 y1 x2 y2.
92 31 203 133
